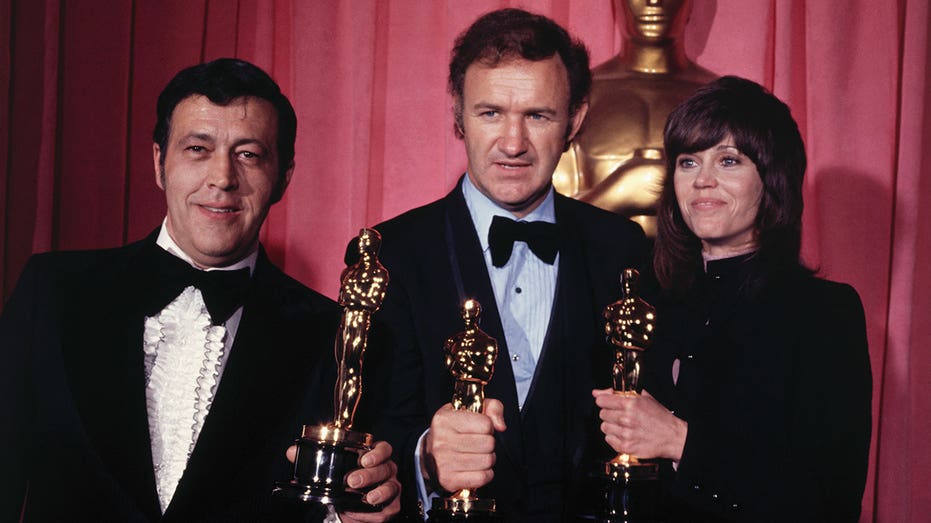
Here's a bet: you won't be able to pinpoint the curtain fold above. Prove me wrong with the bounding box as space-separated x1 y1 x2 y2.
1 1 927 520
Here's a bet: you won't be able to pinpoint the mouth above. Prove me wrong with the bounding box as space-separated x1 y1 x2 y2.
494 160 532 170
636 15 668 24
198 204 241 214
690 198 725 210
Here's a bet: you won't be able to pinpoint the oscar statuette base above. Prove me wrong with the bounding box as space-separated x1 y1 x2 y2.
600 457 661 523
273 425 381 513
427 494 503 523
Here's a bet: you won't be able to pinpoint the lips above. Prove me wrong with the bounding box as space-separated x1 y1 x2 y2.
494 159 531 168
198 203 241 215
690 198 725 211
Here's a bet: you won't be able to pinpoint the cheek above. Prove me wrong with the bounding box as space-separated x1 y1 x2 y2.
738 180 764 216
673 177 690 211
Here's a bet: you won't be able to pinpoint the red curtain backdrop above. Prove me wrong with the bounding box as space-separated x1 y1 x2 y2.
1 1 928 520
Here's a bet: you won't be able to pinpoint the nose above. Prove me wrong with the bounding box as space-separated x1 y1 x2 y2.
206 154 238 190
693 163 717 188
498 116 528 157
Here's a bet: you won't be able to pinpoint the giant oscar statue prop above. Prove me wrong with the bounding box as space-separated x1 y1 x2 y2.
274 228 389 512
599 268 660 522
553 0 716 237
428 299 503 523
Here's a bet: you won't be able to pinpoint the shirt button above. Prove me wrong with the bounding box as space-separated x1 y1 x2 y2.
515 287 522 294
512 354 520 362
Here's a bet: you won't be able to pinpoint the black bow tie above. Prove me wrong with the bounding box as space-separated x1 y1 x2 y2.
145 246 252 325
488 215 559 268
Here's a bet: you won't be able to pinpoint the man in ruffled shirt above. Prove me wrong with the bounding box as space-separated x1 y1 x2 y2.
0 58 400 522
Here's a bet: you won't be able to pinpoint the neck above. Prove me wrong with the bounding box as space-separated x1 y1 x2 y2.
618 36 690 74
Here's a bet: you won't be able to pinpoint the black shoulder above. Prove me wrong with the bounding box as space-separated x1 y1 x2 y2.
12 240 149 282
795 276 864 314
555 193 646 241
374 198 447 240
253 252 337 317
344 197 448 265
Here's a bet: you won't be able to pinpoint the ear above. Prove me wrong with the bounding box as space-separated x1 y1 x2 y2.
271 161 295 204
153 143 166 190
452 96 465 139
566 100 589 143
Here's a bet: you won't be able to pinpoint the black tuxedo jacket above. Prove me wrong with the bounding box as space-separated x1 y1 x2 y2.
0 231 346 522
371 181 648 521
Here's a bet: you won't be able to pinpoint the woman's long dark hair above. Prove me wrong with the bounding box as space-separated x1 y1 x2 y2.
654 76 811 295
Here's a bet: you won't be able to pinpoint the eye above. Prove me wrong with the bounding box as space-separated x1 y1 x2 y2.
677 157 698 169
527 113 547 121
186 145 206 153
479 110 499 118
235 148 265 162
720 155 741 167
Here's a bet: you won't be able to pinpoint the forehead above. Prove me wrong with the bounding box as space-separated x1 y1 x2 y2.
168 95 279 141
461 56 571 109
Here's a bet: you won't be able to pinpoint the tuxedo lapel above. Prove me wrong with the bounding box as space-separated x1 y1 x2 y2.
59 235 164 519
442 185 524 465
164 252 331 518
551 197 602 461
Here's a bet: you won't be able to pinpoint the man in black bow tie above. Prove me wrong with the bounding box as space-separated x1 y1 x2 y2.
0 58 399 522
365 9 648 521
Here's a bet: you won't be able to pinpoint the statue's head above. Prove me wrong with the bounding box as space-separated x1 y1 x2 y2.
357 228 382 256
619 0 692 42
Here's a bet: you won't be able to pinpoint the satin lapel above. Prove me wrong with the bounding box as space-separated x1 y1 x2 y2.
60 236 162 519
550 197 602 463
443 186 524 464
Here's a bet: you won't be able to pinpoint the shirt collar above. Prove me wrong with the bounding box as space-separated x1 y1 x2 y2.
156 218 258 275
461 174 557 253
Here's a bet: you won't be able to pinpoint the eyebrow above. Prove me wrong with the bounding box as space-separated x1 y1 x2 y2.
715 144 743 153
177 133 269 151
470 102 558 116
178 132 215 144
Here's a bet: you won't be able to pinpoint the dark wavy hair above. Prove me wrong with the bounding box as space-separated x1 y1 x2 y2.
152 58 297 202
448 8 591 143
654 75 810 294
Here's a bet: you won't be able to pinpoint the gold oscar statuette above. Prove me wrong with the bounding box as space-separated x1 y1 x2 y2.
274 228 389 513
553 0 717 237
596 268 661 522
428 299 502 523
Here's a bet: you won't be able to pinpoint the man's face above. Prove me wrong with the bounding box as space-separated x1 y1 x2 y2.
459 56 587 218
153 95 292 268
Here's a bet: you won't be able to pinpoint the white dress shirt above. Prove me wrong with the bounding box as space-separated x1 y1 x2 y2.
415 177 559 515
144 221 257 512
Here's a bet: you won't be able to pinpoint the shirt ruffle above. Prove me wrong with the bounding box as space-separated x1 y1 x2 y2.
143 286 227 512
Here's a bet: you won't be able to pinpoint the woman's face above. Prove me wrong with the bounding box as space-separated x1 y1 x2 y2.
673 137 763 258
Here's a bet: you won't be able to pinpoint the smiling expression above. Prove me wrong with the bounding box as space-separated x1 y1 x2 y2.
460 56 587 218
674 138 763 257
153 95 292 268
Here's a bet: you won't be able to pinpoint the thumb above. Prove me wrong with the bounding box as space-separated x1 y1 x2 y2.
483 398 507 432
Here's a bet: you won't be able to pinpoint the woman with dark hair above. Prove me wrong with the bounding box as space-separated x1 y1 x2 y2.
593 76 872 521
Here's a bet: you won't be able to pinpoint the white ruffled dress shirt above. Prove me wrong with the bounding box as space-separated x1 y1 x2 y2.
144 222 256 512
